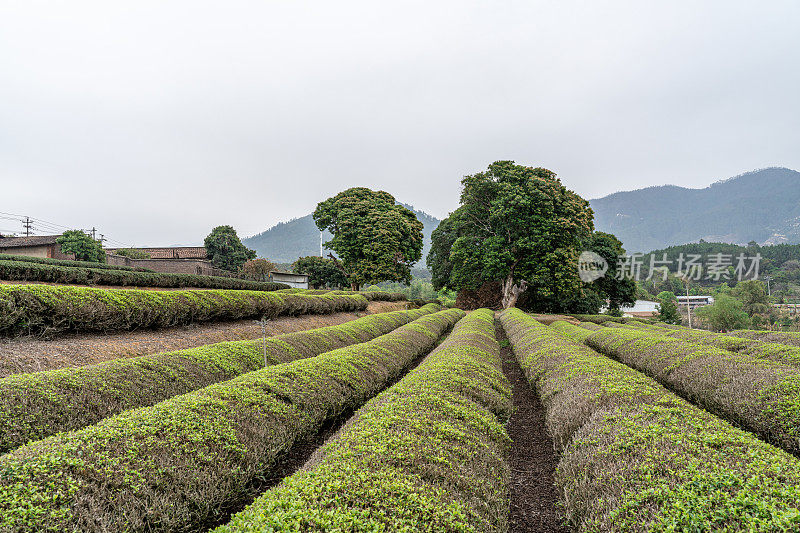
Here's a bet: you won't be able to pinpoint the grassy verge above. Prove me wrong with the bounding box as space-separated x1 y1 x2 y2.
583 325 800 454
0 304 440 452
0 308 463 533
0 285 366 337
500 309 800 532
215 308 511 532
729 329 800 347
0 257 288 291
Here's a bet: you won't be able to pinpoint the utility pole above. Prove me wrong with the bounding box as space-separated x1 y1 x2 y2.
91 227 97 240
22 217 33 237
319 231 323 257
764 275 772 297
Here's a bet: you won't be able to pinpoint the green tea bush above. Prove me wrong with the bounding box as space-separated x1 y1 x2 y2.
501 309 800 532
0 304 440 452
585 325 800 454
0 258 289 291
629 322 800 366
215 309 511 532
0 308 463 533
0 285 363 337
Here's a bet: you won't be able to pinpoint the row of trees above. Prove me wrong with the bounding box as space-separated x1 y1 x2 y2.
299 161 635 312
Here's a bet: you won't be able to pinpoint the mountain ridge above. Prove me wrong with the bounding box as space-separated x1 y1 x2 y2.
589 167 800 253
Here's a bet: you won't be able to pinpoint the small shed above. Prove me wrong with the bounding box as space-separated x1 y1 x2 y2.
268 271 309 289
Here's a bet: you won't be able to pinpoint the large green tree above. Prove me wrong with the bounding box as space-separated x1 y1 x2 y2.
292 256 349 289
57 230 105 263
313 188 423 291
655 291 681 324
204 225 256 272
583 231 637 314
429 161 594 310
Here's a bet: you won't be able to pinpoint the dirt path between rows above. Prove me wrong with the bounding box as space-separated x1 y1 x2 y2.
0 301 408 378
496 321 569 533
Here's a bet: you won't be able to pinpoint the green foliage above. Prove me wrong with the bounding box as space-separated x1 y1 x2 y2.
56 230 105 262
239 258 276 281
0 253 149 272
215 309 510 532
585 326 800 455
0 285 365 337
579 231 636 313
655 291 681 324
112 248 150 259
313 188 424 290
0 309 461 532
695 294 751 331
731 280 772 315
377 278 456 302
204 225 256 272
501 309 800 532
0 304 438 452
292 255 348 289
0 258 288 291
430 161 594 311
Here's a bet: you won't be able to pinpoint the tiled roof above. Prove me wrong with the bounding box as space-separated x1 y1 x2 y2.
0 235 60 248
106 247 207 259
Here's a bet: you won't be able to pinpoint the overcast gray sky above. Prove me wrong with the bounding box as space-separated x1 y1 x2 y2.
2 1 798 246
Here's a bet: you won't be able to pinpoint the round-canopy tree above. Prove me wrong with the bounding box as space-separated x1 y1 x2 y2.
313 188 423 291
292 256 348 289
429 161 594 310
204 225 256 272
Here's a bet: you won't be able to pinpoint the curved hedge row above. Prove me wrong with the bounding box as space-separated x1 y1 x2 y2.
0 258 289 291
0 308 463 533
0 253 152 272
0 285 364 337
0 304 440 453
216 308 511 532
584 325 800 455
501 309 800 532
627 321 800 366
729 328 800 347
276 288 407 302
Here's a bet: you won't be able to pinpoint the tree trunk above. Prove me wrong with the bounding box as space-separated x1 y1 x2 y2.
501 275 528 309
351 282 360 292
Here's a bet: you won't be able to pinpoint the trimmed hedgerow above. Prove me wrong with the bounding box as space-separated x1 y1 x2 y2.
0 253 151 272
550 320 596 342
0 304 440 453
625 322 800 366
0 308 463 533
0 285 364 337
276 288 408 302
570 314 632 324
0 258 290 291
729 328 800 347
500 309 800 532
584 325 800 455
215 309 511 533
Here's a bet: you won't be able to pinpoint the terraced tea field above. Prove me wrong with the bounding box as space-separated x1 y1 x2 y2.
1 285 799 531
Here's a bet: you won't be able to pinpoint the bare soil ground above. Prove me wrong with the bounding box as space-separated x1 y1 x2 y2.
0 301 407 378
496 320 569 533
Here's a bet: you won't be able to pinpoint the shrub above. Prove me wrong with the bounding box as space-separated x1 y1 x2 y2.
215 309 511 532
0 259 289 291
0 308 463 533
0 286 362 337
500 309 800 532
584 326 800 454
0 304 440 452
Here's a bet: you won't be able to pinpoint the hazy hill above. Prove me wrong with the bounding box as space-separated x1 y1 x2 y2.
243 204 440 264
590 167 800 253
